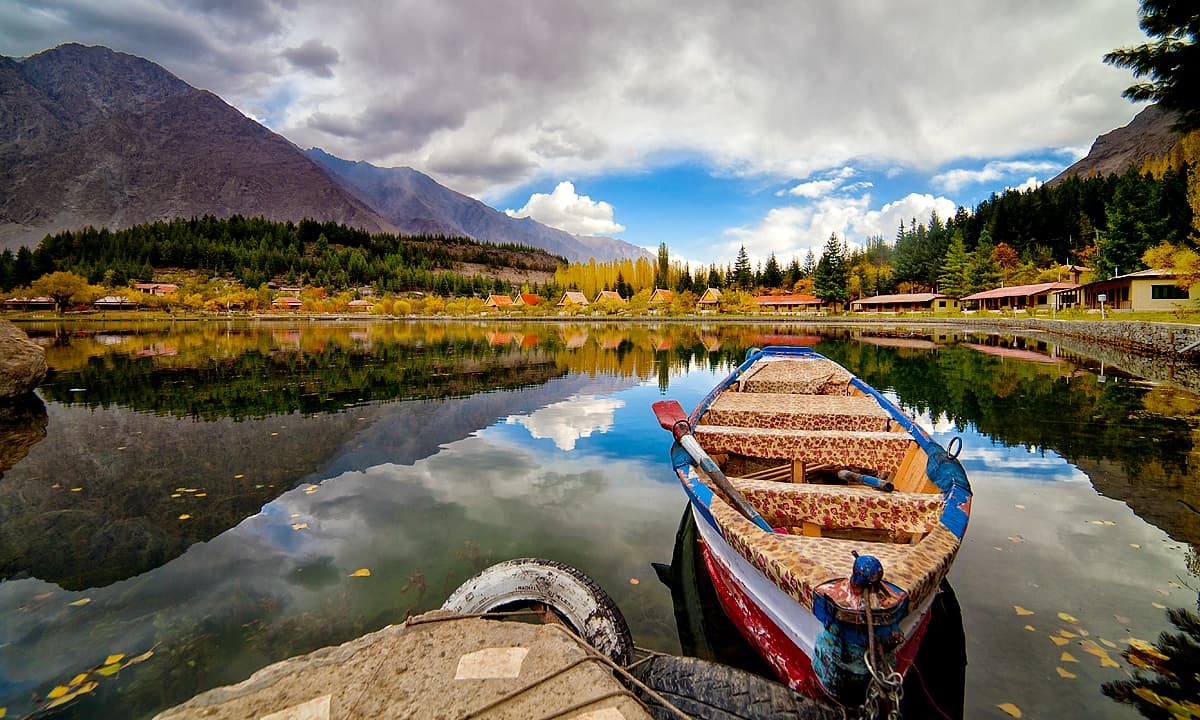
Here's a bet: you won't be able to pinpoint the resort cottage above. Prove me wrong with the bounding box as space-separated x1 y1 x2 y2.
960 282 1077 312
1066 268 1200 312
851 293 957 313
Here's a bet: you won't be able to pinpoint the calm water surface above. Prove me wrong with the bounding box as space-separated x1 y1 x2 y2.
0 320 1196 719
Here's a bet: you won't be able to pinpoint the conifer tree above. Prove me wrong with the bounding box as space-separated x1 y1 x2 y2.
813 233 849 307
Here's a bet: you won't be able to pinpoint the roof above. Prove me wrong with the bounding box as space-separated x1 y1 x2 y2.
594 290 624 302
649 289 673 302
960 282 1076 301
95 295 135 304
485 295 513 306
852 293 946 305
348 299 375 306
558 291 589 305
698 288 723 303
515 293 541 305
754 294 822 305
4 296 54 303
273 296 303 304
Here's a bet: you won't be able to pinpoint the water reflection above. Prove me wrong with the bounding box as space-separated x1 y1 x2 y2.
0 393 47 479
0 320 1197 719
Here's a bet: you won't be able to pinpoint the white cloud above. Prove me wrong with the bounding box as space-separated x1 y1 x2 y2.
504 181 626 236
505 395 625 451
1010 176 1042 192
930 160 1063 193
779 166 858 198
723 192 958 264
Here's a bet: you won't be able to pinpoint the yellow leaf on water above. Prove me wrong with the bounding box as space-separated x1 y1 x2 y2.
1056 666 1077 679
1059 630 1078 638
291 523 308 531
178 514 191 520
1051 636 1070 646
68 673 88 687
1014 504 1025 509
997 703 1022 718
1058 612 1079 623
1152 602 1167 610
95 663 121 676
70 487 82 492
304 485 319 494
1 705 7 717
1127 638 1169 660
1080 640 1121 668
47 686 70 699
1008 536 1024 543
1061 651 1078 663
234 474 244 479
45 681 98 710
170 493 181 498
103 654 124 666
630 578 640 585
1130 544 1141 549
195 493 207 498
1101 638 1117 649
67 598 91 607
349 568 371 577
271 432 278 436
1023 625 1036 632
122 650 154 667
1014 606 1034 616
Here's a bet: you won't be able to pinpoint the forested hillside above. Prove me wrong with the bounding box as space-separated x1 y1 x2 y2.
0 215 565 295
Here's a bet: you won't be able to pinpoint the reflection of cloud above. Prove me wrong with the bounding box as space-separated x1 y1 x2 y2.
505 395 625 451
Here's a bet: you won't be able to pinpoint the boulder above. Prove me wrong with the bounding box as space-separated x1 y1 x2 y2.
0 319 47 398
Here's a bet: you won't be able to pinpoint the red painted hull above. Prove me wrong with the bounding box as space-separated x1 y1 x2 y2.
701 540 930 704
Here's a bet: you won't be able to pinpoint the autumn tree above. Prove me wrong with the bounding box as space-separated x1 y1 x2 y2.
32 271 96 313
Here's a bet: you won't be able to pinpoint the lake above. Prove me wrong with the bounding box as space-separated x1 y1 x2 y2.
1 320 1196 719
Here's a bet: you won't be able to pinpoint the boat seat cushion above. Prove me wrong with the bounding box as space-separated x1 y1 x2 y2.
695 426 912 477
729 477 944 534
737 358 854 395
702 393 895 433
709 496 960 611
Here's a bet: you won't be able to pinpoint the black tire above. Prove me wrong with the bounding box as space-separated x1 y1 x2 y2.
628 654 840 720
442 558 634 666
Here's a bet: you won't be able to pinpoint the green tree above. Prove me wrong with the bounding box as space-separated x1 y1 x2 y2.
32 271 95 313
1104 0 1200 131
938 230 971 298
762 253 784 288
733 245 753 289
655 242 671 289
967 232 1001 293
813 233 849 307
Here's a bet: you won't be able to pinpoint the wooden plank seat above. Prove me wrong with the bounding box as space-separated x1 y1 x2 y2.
703 392 894 433
736 358 854 395
694 426 914 478
729 476 944 535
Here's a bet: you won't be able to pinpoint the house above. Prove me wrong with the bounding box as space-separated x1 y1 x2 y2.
132 282 179 296
754 294 825 313
3 296 56 311
648 288 674 304
960 282 1077 311
593 290 624 304
696 287 722 310
347 299 375 312
94 295 138 310
556 291 590 307
514 293 541 306
1068 268 1200 312
484 294 514 309
272 296 303 311
851 293 957 313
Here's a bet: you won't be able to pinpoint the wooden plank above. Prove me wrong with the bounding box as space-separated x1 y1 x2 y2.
791 459 805 483
801 522 822 537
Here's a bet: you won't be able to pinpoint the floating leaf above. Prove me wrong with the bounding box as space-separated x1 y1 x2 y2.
1058 612 1079 623
195 493 207 498
67 598 91 607
1080 640 1120 668
1051 636 1070 646
290 513 301 519
1059 630 1078 638
993 546 1004 552
1056 666 1077 679
1023 625 1036 632
304 485 319 494
291 523 308 531
122 650 154 667
1152 602 1167 609
1090 520 1117 526
234 474 244 479
1114 614 1131 624
348 568 371 577
170 493 181 498
1127 638 1169 660
68 673 89 687
95 663 121 677
997 703 1022 718
1101 638 1117 649
1014 606 1034 616
103 654 124 666
46 681 97 709
178 514 191 520
1 706 6 717
1130 544 1141 549
70 487 82 492
629 578 639 585
47 686 70 700
1008 536 1024 543
1014 504 1025 509
1060 651 1078 663
116 446 126 451
271 432 279 436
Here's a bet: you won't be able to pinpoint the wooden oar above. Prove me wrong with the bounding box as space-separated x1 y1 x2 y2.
653 400 774 532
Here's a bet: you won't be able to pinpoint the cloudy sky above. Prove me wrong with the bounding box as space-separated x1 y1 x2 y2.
0 0 1151 265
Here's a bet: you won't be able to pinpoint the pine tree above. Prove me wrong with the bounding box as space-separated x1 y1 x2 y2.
655 242 671 289
762 253 784 288
733 245 753 289
1104 0 1200 131
938 230 971 298
813 233 849 307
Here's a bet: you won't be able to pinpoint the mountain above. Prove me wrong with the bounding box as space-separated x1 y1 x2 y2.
305 149 651 263
1049 104 1181 185
0 43 649 263
0 44 390 252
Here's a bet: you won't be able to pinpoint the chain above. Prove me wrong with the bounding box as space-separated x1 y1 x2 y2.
858 588 904 720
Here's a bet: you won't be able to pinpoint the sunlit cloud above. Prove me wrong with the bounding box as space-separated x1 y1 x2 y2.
505 181 626 236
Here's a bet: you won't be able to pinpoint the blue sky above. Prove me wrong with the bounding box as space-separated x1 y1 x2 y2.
0 0 1150 266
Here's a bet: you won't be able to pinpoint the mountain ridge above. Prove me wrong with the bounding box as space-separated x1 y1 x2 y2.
1049 104 1181 185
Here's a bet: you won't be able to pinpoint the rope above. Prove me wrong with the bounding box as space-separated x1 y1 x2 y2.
907 664 957 720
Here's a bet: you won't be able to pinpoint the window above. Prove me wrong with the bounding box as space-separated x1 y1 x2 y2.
1151 284 1189 300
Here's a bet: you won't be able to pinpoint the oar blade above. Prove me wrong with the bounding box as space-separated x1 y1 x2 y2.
652 400 688 433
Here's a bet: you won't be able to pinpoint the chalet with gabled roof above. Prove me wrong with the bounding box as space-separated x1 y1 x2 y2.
557 291 590 307
594 290 624 303
484 294 514 308
648 288 673 304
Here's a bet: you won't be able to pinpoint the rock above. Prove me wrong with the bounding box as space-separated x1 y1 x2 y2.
0 319 47 398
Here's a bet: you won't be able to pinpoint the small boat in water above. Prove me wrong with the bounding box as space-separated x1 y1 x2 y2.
653 346 972 708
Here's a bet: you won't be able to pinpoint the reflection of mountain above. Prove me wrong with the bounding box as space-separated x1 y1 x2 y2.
828 342 1200 546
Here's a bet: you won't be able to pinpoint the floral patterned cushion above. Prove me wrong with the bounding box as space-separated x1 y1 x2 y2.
695 426 913 477
729 477 944 534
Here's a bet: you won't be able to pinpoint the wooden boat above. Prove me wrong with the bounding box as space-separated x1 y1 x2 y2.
653 346 971 707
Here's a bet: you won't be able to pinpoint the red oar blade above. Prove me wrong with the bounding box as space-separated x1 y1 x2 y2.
652 400 689 436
